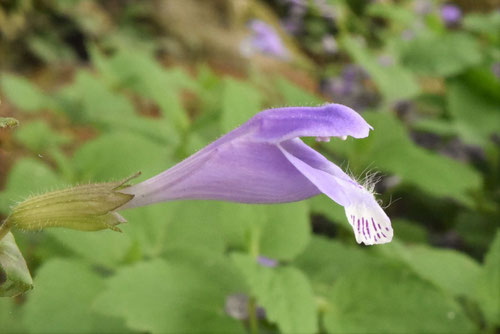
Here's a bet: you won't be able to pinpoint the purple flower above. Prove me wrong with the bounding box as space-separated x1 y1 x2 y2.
243 20 289 59
258 256 278 267
441 4 462 25
122 104 393 245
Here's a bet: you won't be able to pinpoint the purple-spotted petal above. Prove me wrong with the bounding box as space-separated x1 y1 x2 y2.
249 104 372 143
279 138 393 245
345 195 393 245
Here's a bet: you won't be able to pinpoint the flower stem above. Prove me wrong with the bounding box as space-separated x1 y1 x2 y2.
248 296 259 334
247 226 260 334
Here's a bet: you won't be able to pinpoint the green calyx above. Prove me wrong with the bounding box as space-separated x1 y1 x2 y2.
1 173 139 237
0 232 33 297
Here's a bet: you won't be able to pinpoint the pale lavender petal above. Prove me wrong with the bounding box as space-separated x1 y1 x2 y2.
278 138 354 206
122 140 320 208
249 104 372 143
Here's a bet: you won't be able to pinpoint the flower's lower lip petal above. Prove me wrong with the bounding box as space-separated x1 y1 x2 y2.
280 138 357 185
279 138 393 245
122 140 320 208
345 196 393 245
250 104 372 143
278 139 353 207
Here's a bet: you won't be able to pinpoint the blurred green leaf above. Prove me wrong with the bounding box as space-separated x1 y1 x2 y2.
0 158 61 214
324 262 477 334
463 11 500 38
309 194 347 225
23 258 132 334
27 34 77 64
14 120 72 152
411 118 458 137
93 259 245 334
293 236 375 293
60 70 136 123
275 77 322 105
215 202 311 261
1 74 50 113
0 297 26 333
367 2 415 24
233 253 318 334
45 229 133 269
162 246 247 294
392 219 429 244
259 202 311 260
58 70 179 145
0 232 33 297
90 48 193 130
221 78 262 132
400 32 482 77
380 242 481 298
476 230 500 327
119 204 171 258
455 212 497 254
447 81 500 146
461 66 500 103
157 201 226 254
0 298 27 333
72 132 170 182
343 37 420 102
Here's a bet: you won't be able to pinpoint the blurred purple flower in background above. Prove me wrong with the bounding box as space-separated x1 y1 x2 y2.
313 0 337 22
281 0 307 34
242 20 289 59
258 256 278 267
122 104 393 245
321 65 378 111
441 4 462 26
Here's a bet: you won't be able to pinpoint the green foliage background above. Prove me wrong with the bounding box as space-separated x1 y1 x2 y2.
1 0 499 333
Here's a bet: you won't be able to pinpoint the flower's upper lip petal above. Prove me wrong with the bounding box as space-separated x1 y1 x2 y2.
247 104 372 143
